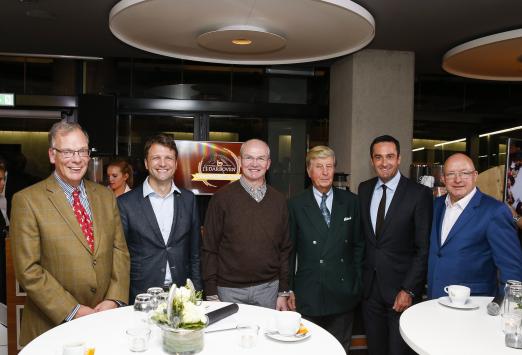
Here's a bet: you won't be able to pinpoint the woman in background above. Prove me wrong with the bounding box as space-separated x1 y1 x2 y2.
107 159 133 197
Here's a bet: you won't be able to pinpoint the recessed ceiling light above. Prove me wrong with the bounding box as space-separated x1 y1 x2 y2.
232 39 252 45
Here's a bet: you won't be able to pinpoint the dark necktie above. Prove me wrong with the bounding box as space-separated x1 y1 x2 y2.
320 193 331 227
376 185 387 238
72 189 94 252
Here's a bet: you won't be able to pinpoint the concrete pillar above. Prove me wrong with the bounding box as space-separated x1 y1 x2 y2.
329 49 415 191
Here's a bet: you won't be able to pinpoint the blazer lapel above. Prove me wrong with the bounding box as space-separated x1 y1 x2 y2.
85 181 102 255
435 200 445 247
328 189 344 238
378 175 407 239
363 178 378 242
302 188 329 239
443 190 481 246
140 192 165 246
45 176 92 253
167 192 181 244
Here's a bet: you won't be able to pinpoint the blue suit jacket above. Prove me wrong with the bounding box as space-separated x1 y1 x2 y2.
427 188 522 299
117 185 202 302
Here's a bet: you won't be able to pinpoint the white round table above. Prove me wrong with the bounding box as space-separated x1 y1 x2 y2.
19 302 344 354
400 296 521 355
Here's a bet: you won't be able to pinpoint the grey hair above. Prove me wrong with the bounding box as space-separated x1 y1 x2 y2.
48 120 89 148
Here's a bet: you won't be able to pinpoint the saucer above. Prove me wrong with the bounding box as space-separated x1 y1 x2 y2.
438 296 479 310
265 330 311 342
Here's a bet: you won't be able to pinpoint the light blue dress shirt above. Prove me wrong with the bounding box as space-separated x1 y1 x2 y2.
312 186 333 213
143 177 181 284
370 171 401 233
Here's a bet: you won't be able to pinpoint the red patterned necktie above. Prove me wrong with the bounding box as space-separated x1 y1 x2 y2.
72 189 94 252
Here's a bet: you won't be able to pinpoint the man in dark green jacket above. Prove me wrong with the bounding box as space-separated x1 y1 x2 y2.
288 146 364 353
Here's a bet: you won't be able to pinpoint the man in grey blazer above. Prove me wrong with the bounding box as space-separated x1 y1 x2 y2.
118 134 202 302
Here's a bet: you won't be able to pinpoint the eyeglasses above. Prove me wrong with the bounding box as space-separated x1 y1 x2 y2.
241 155 269 164
444 170 476 180
53 147 91 158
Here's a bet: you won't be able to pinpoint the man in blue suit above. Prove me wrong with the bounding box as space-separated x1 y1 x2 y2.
118 134 202 302
427 153 522 299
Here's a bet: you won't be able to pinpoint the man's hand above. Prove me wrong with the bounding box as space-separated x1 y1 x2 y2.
392 290 412 312
73 305 96 319
276 296 288 311
94 300 118 312
287 292 296 311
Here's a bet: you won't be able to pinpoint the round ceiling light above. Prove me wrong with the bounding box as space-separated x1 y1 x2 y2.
443 28 522 81
197 25 286 54
109 0 375 65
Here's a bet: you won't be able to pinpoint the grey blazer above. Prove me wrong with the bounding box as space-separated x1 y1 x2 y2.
117 184 202 302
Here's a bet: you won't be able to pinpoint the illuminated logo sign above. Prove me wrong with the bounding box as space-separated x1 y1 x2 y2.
193 148 241 187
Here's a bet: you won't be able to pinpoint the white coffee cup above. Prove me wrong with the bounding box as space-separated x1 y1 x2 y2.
275 311 301 336
62 341 85 355
444 285 470 306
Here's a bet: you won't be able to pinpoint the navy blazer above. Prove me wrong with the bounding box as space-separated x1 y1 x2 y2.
427 188 522 299
117 184 202 302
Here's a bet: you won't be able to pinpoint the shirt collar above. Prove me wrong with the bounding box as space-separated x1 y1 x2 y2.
445 187 477 209
375 171 401 192
239 176 267 202
53 171 87 197
313 186 333 199
142 176 180 198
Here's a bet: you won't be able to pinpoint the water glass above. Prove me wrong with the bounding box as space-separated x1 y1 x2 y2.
238 324 259 348
147 287 164 310
126 327 151 352
134 293 153 323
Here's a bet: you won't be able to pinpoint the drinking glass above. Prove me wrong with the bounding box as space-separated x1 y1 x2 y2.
134 293 153 323
147 287 164 310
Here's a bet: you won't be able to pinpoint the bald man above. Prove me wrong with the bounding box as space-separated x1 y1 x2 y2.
202 139 292 310
427 153 522 298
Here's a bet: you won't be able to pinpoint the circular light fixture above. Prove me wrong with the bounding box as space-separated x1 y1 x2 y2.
232 39 252 46
197 25 286 54
109 0 375 65
443 28 522 81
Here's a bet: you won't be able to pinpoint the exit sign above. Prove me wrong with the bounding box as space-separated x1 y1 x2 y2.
0 93 14 106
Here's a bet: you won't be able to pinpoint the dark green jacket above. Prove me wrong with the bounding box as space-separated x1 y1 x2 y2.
289 187 364 316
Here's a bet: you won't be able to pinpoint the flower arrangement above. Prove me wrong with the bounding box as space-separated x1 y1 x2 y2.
151 279 207 354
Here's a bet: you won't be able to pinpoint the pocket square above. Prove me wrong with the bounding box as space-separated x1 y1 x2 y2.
344 217 352 221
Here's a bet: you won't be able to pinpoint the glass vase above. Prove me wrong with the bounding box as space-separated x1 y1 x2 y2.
160 326 204 354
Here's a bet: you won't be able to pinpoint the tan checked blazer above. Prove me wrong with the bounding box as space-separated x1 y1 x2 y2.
11 175 130 345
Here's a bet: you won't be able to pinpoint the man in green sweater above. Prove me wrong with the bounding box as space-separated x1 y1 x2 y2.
202 139 292 310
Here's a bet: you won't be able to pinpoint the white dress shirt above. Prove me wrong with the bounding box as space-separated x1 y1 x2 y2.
312 186 333 213
370 171 401 233
142 177 181 284
440 187 477 245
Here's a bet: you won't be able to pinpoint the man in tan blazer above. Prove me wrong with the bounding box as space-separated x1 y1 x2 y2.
10 121 130 345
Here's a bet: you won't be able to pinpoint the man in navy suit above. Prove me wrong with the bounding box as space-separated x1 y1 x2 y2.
428 153 522 298
118 134 202 302
358 135 432 355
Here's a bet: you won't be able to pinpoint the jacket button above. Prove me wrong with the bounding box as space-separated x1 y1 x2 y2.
319 260 324 264
90 288 96 293
313 241 317 245
340 258 344 262
344 240 348 243
161 268 165 272
92 260 97 266
167 247 171 251
340 277 344 281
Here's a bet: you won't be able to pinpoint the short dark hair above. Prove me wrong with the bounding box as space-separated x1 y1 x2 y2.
370 135 401 156
143 133 178 159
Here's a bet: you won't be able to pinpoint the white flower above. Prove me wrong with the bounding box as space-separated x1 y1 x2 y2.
175 286 192 302
182 302 206 324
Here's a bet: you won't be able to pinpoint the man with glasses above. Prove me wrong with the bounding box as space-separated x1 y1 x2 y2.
202 139 292 310
427 153 522 298
10 120 130 345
